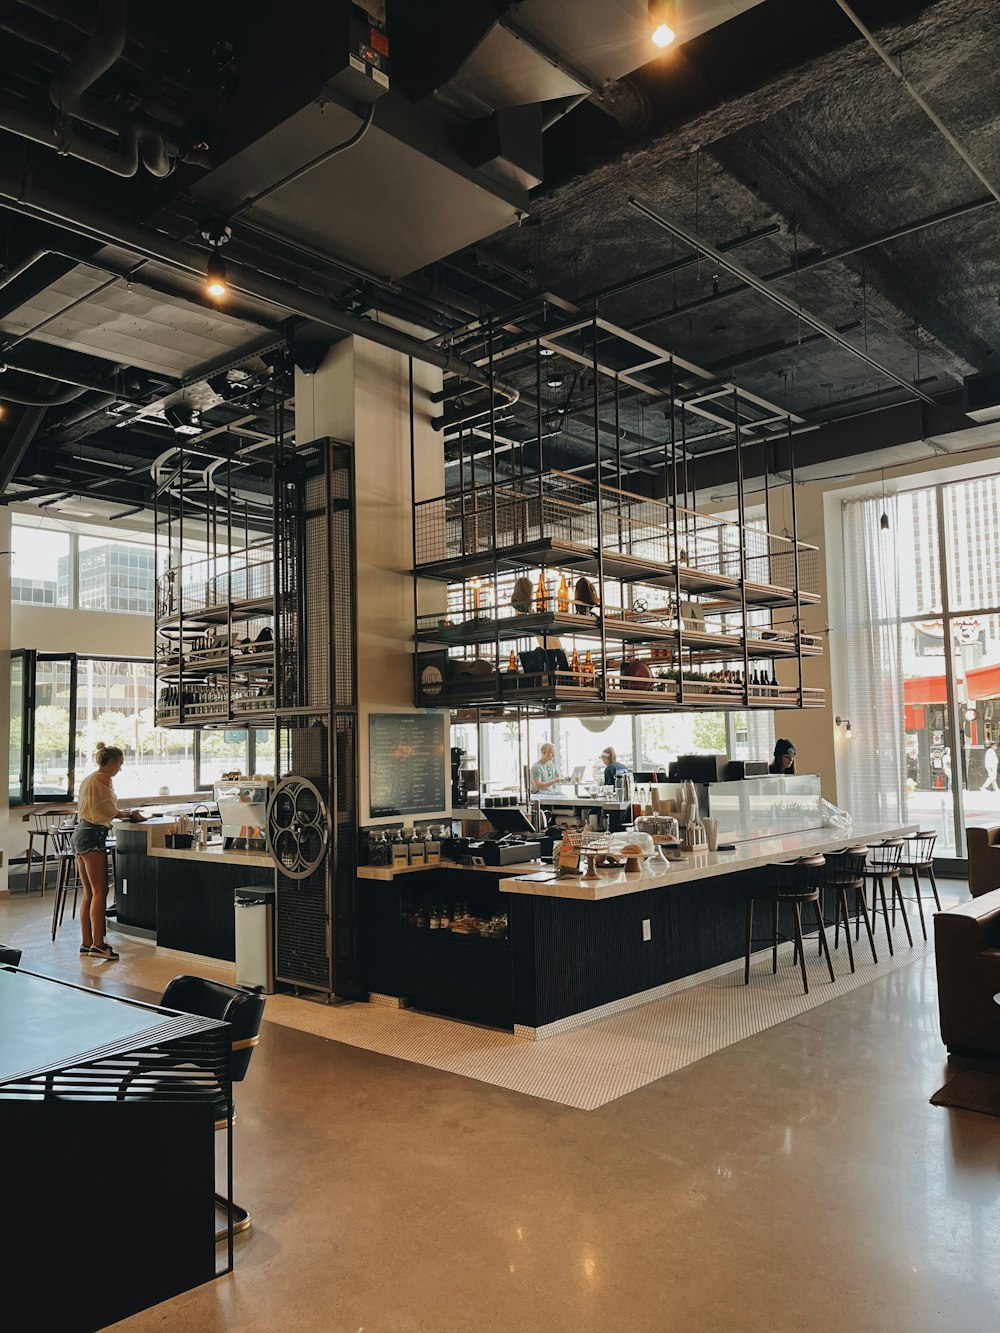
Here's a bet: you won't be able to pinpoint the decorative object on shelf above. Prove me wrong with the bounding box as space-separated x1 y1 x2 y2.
510 576 533 614
557 572 570 613
420 661 444 696
506 650 519 675
574 576 599 614
451 658 494 679
620 659 654 691
535 569 549 612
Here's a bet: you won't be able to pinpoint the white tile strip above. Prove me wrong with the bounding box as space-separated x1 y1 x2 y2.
263 917 935 1111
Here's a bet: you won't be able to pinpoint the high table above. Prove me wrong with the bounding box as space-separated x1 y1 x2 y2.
0 967 232 1331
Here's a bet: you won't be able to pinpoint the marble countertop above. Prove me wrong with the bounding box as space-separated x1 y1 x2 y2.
358 858 544 881
499 822 917 901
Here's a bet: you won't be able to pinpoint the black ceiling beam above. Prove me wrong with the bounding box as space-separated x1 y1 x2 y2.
586 223 782 305
629 195 937 407
0 404 47 492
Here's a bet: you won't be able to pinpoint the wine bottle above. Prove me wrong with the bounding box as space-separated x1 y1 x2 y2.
557 572 570 614
535 570 549 613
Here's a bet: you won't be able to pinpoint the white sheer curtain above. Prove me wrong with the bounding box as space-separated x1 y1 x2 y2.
841 495 906 823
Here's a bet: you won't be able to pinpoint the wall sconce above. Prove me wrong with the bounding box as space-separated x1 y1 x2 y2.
835 716 854 739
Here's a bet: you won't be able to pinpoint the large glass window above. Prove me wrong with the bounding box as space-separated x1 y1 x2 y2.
843 473 1000 858
9 651 26 804
33 657 75 798
10 525 70 607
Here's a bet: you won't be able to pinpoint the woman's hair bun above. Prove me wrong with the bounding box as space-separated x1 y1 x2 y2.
95 740 107 752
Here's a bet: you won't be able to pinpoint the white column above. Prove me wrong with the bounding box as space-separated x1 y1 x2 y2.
0 508 11 893
295 332 446 823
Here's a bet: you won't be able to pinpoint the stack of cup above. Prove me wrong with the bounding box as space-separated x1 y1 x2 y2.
703 817 719 852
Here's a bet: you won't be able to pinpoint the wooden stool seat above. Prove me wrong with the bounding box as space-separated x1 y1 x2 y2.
744 856 835 995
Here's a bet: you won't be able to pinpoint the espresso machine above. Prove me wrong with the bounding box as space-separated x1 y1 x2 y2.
214 778 274 850
450 746 467 808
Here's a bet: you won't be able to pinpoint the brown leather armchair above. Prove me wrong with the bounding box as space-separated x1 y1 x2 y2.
934 889 1000 1057
966 826 1000 897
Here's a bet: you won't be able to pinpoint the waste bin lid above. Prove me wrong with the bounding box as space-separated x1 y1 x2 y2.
234 885 276 904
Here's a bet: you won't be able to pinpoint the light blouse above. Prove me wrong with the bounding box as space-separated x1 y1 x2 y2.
77 772 119 826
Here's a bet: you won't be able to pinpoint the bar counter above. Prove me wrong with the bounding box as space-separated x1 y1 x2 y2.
113 819 274 960
360 819 915 1036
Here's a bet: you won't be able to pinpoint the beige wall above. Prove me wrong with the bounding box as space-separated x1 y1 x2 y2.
295 333 446 825
11 604 153 657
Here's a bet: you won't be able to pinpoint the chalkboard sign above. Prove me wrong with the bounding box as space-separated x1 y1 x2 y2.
369 713 447 816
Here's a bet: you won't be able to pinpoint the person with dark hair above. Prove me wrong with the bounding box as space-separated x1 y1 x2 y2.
72 742 143 961
769 739 796 774
601 745 630 789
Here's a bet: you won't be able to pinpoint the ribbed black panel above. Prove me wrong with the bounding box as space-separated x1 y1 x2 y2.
272 440 358 996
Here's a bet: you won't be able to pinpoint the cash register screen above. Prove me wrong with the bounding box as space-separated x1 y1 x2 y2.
483 807 537 837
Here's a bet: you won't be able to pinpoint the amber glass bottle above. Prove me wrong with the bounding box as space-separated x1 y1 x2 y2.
535 569 549 612
556 572 569 614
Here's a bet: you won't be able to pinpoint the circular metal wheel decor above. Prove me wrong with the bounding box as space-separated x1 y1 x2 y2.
265 777 330 881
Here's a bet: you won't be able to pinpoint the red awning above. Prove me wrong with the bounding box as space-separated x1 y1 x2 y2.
904 664 1000 706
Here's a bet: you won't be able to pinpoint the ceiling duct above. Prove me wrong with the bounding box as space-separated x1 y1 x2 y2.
964 371 1000 425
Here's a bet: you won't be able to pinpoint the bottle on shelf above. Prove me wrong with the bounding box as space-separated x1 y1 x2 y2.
507 650 519 674
556 572 569 614
583 649 595 676
535 569 549 613
571 645 582 680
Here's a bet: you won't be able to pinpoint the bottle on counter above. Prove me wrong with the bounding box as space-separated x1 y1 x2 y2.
390 828 409 869
408 829 426 865
429 903 440 930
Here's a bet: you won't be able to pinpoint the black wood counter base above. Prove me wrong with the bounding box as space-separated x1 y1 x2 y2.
361 865 850 1034
115 826 274 962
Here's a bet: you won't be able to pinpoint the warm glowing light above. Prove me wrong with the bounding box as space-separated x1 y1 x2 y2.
206 250 228 299
651 21 675 46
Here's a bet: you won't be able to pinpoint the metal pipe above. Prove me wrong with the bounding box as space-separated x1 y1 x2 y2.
585 224 781 304
833 0 1000 208
0 169 520 403
0 373 88 404
629 195 996 333
628 196 937 407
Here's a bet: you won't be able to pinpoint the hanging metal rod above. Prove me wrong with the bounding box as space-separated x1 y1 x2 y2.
833 0 1000 208
628 196 937 407
585 223 781 304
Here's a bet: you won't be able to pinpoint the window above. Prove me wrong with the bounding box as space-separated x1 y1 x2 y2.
10 525 70 607
10 519 155 616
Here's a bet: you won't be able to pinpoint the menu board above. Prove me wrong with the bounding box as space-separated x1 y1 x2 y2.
369 713 447 816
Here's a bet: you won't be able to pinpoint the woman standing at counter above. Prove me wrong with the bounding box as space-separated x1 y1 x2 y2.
73 743 143 961
769 739 797 774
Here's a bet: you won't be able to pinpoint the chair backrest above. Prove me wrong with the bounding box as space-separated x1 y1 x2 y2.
0 945 22 967
161 975 265 1082
32 811 65 833
773 855 826 895
50 827 75 855
868 839 904 872
903 830 937 865
820 847 868 887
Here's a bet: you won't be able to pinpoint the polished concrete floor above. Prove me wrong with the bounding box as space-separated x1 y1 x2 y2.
3 884 999 1332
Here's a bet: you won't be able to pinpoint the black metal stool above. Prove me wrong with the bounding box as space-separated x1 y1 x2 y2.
899 830 940 940
50 827 82 941
25 811 64 896
744 855 835 995
863 839 912 955
818 845 877 972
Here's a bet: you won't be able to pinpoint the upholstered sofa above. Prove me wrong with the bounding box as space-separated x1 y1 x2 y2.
934 889 1000 1057
966 826 1000 898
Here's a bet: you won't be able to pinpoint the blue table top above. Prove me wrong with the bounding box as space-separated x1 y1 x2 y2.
0 969 187 1085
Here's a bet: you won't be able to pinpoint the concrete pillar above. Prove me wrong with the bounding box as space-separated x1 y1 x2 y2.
295 332 446 824
0 508 11 893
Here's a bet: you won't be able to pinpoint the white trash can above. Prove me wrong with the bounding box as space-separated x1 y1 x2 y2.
234 885 275 993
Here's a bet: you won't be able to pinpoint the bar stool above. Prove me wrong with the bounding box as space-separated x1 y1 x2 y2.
817 846 877 972
863 839 912 956
899 830 940 940
744 855 835 995
25 811 65 896
50 827 82 942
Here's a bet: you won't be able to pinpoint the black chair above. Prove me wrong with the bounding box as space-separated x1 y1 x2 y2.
899 830 940 939
161 975 266 1242
817 846 877 972
50 827 82 941
0 944 22 966
744 855 835 995
863 839 912 955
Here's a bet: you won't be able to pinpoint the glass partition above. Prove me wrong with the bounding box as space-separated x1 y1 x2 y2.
708 774 823 842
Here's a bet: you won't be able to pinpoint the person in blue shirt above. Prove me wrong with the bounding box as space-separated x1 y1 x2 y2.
601 746 630 789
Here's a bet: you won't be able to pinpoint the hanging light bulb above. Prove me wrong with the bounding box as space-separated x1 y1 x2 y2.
879 467 890 531
649 0 676 47
205 249 228 299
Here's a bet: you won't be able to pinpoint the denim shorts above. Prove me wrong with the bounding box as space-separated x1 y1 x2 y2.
72 820 109 855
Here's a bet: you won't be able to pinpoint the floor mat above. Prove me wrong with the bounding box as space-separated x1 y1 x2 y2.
930 1068 1000 1117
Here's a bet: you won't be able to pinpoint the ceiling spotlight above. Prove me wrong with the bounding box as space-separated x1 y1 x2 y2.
649 0 676 47
164 404 201 435
547 375 564 389
539 347 556 357
199 215 232 300
205 250 227 299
